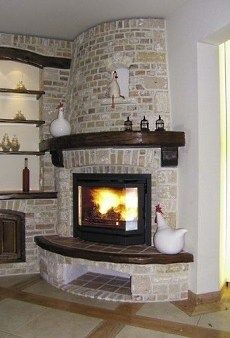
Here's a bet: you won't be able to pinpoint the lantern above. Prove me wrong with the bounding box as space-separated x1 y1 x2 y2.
140 116 149 131
124 116 133 131
155 115 165 131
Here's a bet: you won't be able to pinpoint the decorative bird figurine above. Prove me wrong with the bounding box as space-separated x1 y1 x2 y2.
154 204 187 254
109 71 125 108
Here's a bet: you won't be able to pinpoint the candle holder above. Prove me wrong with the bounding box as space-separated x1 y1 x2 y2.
140 116 149 131
155 115 165 131
124 116 132 131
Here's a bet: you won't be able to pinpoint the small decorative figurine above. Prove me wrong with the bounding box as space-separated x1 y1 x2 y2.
1 133 11 151
16 80 26 91
155 115 165 131
140 116 149 131
50 101 71 137
154 204 187 254
109 70 125 108
14 110 26 120
11 135 20 151
124 116 132 131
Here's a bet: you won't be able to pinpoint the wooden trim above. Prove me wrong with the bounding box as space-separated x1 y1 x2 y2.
0 191 57 200
188 289 221 306
40 131 185 167
0 118 45 127
40 131 185 152
0 88 45 99
0 151 45 155
0 47 71 69
34 235 194 265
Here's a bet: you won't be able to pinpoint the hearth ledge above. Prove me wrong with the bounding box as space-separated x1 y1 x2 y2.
35 236 192 303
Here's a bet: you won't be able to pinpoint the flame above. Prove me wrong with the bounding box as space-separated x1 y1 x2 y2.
92 188 138 221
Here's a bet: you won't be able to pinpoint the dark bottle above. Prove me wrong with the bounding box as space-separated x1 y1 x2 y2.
22 158 30 192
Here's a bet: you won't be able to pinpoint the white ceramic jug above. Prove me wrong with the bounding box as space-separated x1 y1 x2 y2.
50 103 71 137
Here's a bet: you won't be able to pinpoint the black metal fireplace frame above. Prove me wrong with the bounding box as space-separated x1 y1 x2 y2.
73 173 151 245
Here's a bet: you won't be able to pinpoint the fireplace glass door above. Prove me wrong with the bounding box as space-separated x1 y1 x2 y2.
78 186 138 231
73 174 151 245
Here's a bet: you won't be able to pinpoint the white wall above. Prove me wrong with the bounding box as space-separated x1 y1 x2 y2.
167 0 230 293
0 61 40 191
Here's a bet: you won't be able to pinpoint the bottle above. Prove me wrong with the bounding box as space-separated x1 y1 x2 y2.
22 158 30 192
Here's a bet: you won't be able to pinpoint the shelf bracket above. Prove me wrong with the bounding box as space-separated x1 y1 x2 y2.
50 150 64 167
161 147 178 167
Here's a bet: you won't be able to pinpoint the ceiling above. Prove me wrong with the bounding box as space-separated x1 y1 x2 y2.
0 0 188 40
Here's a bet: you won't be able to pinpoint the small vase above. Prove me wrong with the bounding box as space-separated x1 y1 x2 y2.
50 106 71 137
1 133 11 152
11 135 20 151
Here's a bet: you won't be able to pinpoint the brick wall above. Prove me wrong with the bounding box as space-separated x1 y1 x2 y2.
0 33 72 274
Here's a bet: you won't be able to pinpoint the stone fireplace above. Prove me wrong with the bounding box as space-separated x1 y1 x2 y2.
35 18 193 302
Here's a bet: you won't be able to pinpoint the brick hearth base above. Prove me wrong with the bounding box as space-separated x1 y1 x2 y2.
38 245 191 302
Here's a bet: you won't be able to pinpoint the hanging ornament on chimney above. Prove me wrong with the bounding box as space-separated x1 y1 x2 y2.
109 70 125 108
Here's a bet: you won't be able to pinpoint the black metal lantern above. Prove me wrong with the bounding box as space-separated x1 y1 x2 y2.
155 115 165 131
140 116 149 132
124 116 132 131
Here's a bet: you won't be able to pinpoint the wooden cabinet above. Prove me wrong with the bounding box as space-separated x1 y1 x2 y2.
0 210 25 263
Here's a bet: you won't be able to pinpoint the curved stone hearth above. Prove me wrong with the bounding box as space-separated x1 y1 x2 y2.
36 236 192 302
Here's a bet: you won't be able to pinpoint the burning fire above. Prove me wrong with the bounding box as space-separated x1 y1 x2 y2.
92 188 138 221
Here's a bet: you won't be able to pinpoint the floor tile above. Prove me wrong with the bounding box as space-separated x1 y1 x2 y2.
115 325 187 338
0 298 46 333
198 308 230 332
0 274 38 288
137 301 201 325
23 280 118 310
0 331 21 338
15 307 102 338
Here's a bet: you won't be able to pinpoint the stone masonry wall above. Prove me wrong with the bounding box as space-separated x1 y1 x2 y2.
0 33 72 192
0 33 72 274
59 18 177 238
68 18 170 133
0 199 57 276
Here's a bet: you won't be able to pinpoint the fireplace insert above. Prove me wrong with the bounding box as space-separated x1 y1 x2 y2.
73 173 151 245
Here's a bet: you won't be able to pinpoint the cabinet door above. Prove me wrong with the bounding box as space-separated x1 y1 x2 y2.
0 210 25 263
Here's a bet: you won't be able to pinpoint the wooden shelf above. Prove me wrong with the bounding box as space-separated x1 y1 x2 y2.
0 191 57 200
0 88 45 100
0 151 44 156
0 118 45 127
39 131 185 167
0 47 71 69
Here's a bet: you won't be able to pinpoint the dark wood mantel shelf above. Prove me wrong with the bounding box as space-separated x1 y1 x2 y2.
0 191 57 200
39 131 185 167
35 235 193 265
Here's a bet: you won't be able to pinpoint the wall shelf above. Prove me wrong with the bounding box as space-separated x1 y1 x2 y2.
0 88 45 100
0 151 44 156
0 191 57 200
0 118 45 127
40 130 185 167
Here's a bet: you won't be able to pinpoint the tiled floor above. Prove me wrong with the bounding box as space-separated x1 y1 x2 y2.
0 274 229 338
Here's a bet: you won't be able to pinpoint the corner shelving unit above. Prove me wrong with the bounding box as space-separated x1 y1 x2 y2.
0 88 45 156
